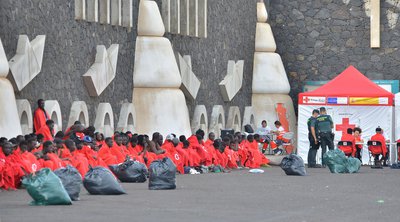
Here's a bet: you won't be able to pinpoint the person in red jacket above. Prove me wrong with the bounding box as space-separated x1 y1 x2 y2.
35 120 55 142
339 128 356 157
369 127 388 167
33 99 50 133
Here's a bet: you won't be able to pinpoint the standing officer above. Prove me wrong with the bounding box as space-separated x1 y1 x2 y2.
307 109 321 168
316 107 334 165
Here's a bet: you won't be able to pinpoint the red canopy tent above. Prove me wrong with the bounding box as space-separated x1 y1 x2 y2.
298 65 393 106
297 65 394 164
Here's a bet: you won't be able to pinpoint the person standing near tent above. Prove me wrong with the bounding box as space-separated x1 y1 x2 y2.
307 109 321 168
316 107 334 166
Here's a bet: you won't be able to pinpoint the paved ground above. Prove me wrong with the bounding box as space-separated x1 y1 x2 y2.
0 166 399 222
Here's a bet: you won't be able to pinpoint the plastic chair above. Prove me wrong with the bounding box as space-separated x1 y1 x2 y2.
337 141 353 156
367 140 383 168
282 132 295 154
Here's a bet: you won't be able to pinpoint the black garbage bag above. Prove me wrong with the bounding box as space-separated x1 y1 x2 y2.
22 168 72 205
54 165 82 201
323 149 348 173
149 157 176 190
83 166 126 195
280 154 307 176
109 160 148 183
347 157 361 173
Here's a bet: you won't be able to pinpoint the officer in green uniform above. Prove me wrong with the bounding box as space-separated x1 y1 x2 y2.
316 107 334 165
307 109 321 168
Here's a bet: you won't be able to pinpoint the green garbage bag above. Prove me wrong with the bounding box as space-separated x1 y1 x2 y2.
347 157 361 173
323 149 348 173
22 168 72 205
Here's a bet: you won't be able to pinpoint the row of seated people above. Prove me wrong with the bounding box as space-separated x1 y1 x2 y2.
338 127 388 167
0 120 270 190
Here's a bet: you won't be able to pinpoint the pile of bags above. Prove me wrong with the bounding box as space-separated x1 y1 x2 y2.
22 157 178 205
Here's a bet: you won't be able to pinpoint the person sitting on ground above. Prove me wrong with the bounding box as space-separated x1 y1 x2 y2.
40 141 64 171
0 142 26 190
35 120 55 142
205 132 215 147
98 137 118 165
369 127 388 168
339 128 356 157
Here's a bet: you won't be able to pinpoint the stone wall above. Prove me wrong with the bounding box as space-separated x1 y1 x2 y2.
0 0 138 130
268 0 400 106
0 0 257 131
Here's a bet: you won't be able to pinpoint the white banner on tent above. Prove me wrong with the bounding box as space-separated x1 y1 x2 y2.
298 105 393 164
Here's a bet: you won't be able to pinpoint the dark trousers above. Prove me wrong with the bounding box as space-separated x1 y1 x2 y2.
320 132 334 165
307 133 319 166
355 146 362 162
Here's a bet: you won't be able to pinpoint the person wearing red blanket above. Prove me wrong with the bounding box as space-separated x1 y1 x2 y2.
33 99 50 133
162 135 184 174
127 135 145 163
16 140 41 173
77 138 108 168
204 132 215 148
39 141 64 171
98 137 119 165
65 139 89 177
339 128 356 157
369 127 388 167
146 133 166 163
244 134 269 168
110 134 130 163
212 139 228 168
35 120 55 142
0 142 26 190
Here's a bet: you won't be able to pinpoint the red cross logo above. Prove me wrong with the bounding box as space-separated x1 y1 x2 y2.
303 96 309 103
335 118 356 134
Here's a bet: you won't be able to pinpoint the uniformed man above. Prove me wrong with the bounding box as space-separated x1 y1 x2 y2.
316 107 334 165
307 109 321 168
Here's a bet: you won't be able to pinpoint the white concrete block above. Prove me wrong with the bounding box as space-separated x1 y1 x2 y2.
111 0 122 26
138 0 165 36
0 78 22 138
8 35 46 91
0 38 9 77
251 94 296 134
75 0 86 20
83 44 119 96
242 106 256 132
191 105 208 135
226 106 241 133
208 105 225 139
87 0 99 22
44 100 62 133
252 52 290 94
67 101 89 128
94 103 115 137
255 23 276 52
99 0 110 24
132 88 191 137
122 0 133 28
133 37 182 88
219 60 244 102
257 2 268 23
16 99 33 135
116 103 136 133
175 53 200 100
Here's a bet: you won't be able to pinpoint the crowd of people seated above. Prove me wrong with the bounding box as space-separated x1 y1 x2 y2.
0 119 271 190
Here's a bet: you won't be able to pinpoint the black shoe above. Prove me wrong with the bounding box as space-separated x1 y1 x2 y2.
308 164 322 168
